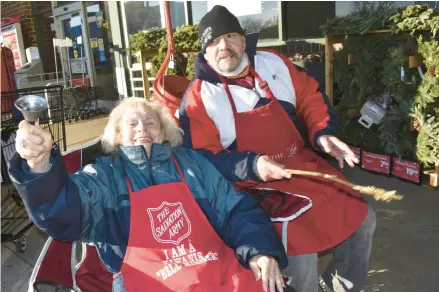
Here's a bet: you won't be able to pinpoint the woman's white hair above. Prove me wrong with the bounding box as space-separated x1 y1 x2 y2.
101 98 183 153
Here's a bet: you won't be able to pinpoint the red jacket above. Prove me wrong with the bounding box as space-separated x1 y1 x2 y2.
180 35 339 183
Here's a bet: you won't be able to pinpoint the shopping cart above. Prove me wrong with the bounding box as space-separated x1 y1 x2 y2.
1 188 33 252
63 86 106 123
1 85 67 252
1 85 67 144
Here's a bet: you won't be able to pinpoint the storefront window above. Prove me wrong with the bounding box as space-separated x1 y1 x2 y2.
285 1 335 39
335 1 415 16
169 1 185 28
124 1 162 34
123 1 186 35
53 1 78 8
191 1 281 43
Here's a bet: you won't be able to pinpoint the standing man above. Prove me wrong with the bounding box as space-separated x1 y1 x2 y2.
179 5 376 292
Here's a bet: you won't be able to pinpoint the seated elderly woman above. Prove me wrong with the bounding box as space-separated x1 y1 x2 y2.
8 98 288 292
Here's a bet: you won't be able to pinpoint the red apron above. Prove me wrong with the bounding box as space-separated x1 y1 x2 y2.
216 66 368 255
120 155 264 292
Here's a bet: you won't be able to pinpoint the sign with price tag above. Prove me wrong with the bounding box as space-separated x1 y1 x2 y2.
391 157 421 184
361 151 391 174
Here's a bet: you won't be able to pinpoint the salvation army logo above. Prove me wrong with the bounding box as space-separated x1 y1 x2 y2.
147 202 192 245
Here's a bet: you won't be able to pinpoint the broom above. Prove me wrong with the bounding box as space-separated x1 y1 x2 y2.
285 169 404 202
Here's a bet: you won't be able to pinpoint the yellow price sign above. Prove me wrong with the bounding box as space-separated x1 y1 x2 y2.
91 39 98 49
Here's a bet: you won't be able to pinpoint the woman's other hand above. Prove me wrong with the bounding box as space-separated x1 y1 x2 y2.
249 254 285 292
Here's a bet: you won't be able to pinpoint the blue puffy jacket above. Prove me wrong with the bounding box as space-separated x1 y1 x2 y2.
8 142 287 274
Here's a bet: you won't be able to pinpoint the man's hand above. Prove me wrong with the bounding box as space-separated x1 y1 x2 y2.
317 135 359 169
249 255 285 292
256 155 292 182
16 120 52 172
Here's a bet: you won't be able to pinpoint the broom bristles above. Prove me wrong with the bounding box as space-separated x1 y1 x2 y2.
285 169 404 202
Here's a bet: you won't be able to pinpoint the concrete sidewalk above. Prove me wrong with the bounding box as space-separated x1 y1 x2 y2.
340 166 439 292
1 221 48 292
2 160 438 292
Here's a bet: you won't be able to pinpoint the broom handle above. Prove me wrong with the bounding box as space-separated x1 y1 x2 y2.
286 169 354 188
285 169 404 201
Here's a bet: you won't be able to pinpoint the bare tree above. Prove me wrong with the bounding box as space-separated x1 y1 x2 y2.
241 18 264 34
352 1 395 14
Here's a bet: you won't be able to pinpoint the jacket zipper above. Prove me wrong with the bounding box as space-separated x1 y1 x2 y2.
148 145 157 186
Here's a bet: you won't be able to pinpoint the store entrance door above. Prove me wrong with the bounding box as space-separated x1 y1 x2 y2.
53 2 93 87
53 2 118 100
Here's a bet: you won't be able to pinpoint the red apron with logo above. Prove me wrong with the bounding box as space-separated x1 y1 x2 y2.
215 66 368 255
120 155 264 292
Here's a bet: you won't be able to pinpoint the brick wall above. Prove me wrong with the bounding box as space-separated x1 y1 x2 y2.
35 2 56 72
1 1 56 72
1 1 37 48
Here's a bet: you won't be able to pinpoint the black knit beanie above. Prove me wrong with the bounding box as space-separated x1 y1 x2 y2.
198 5 244 52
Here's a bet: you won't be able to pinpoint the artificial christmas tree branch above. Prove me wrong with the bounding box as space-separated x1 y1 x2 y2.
285 169 404 202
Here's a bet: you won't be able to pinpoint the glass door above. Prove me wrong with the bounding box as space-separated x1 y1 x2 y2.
53 2 92 87
61 14 89 86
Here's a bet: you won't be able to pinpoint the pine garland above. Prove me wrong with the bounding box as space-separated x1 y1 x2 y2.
321 2 399 35
378 100 418 159
333 34 391 109
330 3 438 167
378 41 420 159
333 34 393 152
390 4 439 167
411 103 439 165
380 40 420 103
